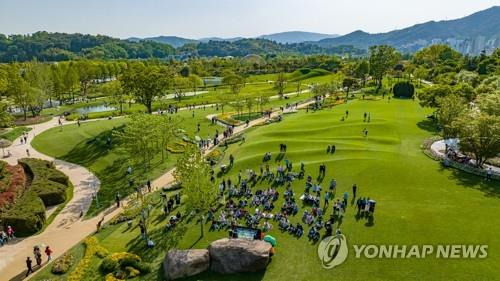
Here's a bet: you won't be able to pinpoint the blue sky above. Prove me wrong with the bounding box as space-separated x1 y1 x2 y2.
0 0 499 38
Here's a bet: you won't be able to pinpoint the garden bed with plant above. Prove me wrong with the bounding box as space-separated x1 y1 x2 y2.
0 158 71 236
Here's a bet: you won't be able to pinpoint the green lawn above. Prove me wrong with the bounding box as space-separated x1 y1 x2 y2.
32 99 500 281
0 126 32 141
32 108 223 216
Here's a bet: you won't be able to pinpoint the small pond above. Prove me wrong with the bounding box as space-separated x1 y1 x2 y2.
75 104 116 114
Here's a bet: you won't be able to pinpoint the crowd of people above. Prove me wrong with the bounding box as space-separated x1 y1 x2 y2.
206 143 377 245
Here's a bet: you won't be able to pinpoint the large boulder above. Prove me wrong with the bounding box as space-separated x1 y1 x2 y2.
208 238 272 274
163 249 210 280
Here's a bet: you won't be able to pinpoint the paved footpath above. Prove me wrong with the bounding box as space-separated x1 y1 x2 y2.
0 97 317 280
430 140 500 174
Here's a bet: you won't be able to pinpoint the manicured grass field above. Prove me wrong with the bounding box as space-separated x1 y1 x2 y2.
32 99 500 281
32 108 223 216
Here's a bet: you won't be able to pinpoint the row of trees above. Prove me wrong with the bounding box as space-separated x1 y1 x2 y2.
435 89 500 167
0 32 175 62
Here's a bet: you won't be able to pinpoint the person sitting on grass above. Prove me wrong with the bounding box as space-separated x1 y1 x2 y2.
308 227 320 242
263 221 273 232
295 223 304 237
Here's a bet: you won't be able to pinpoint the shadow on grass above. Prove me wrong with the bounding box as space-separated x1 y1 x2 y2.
416 119 439 134
182 269 265 281
445 166 500 198
127 222 188 263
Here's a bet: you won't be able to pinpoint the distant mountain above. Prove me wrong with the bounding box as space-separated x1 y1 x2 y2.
259 31 338 44
317 6 500 54
198 37 243 43
127 36 197 48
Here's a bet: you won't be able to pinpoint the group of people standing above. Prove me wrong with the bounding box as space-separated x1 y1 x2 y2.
25 245 53 277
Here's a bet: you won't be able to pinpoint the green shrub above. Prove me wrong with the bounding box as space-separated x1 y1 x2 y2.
30 180 67 206
393 82 415 98
135 262 152 274
18 158 69 206
100 256 119 273
51 253 73 274
1 190 45 236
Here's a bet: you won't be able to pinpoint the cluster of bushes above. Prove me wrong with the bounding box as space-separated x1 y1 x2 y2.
215 113 244 126
69 237 109 281
393 82 415 98
206 149 224 163
224 133 245 145
166 141 188 154
1 190 45 236
1 159 70 236
51 253 74 274
100 252 151 280
19 158 69 206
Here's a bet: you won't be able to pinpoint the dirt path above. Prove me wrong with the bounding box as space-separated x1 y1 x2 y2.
0 97 318 280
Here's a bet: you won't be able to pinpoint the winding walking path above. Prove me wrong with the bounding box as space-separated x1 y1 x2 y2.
0 96 318 280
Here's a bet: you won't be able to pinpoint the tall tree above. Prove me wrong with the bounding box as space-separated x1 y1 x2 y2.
222 74 244 95
154 115 180 162
115 114 160 171
188 74 203 94
437 94 467 139
354 60 370 87
257 95 270 113
453 113 500 167
100 80 127 114
274 72 287 98
173 145 217 237
342 77 357 99
369 45 400 92
172 76 190 102
120 63 170 113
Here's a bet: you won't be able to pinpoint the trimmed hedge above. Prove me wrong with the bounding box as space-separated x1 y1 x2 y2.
393 82 415 98
18 158 69 206
1 190 45 236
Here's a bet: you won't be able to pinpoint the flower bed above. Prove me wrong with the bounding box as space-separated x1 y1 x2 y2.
68 237 109 281
0 163 27 210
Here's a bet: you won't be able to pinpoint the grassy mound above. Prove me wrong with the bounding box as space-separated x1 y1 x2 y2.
288 68 331 82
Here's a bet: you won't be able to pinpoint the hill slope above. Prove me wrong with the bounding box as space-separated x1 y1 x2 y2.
259 31 338 44
317 6 500 54
128 36 197 48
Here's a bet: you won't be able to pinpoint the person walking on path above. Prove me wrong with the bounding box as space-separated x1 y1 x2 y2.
25 257 33 277
45 246 53 262
115 193 121 208
96 216 105 233
26 149 30 157
147 180 152 193
7 225 14 239
34 246 42 266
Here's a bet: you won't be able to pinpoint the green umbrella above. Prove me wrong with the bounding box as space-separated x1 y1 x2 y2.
264 235 276 247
